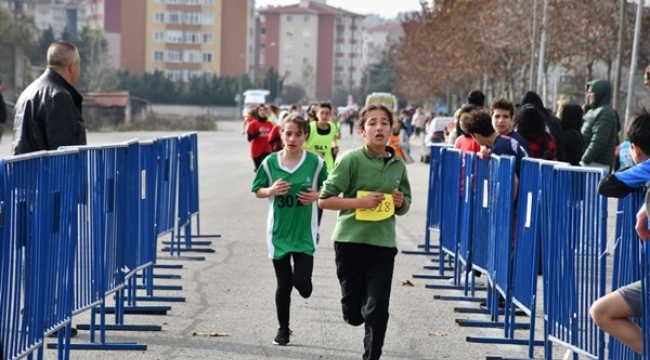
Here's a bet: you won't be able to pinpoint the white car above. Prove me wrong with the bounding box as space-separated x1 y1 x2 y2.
421 117 454 163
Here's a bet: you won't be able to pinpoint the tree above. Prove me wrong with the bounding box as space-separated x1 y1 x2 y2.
281 83 306 104
73 26 119 92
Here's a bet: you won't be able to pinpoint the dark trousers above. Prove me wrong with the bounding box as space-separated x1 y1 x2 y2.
335 242 397 360
253 152 270 171
272 252 314 329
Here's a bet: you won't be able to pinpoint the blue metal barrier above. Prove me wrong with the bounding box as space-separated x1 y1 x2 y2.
177 133 220 245
644 237 650 360
172 134 215 254
546 166 607 360
608 188 645 360
470 157 491 276
0 150 79 360
419 144 450 254
438 148 463 275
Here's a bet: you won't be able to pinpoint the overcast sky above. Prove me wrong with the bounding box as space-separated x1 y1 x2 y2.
255 0 425 19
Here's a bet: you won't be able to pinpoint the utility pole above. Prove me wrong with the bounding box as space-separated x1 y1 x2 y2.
624 0 645 137
536 0 548 98
529 0 538 91
613 0 626 112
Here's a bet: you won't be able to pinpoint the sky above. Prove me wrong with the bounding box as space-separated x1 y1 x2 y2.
255 0 424 19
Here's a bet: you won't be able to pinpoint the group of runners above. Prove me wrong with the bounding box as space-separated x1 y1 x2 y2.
246 101 411 360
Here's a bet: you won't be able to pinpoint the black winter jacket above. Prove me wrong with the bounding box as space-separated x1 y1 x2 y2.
12 69 87 155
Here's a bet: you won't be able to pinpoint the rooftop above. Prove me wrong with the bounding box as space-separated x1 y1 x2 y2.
260 1 363 17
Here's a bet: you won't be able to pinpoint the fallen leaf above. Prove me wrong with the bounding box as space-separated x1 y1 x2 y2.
401 279 414 287
429 332 447 337
192 332 231 337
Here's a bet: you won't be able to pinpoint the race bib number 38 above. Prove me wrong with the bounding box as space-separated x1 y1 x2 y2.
355 190 394 221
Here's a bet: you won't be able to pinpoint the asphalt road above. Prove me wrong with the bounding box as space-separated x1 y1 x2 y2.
17 121 610 360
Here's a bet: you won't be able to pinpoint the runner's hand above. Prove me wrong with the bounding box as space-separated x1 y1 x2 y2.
297 188 319 205
270 179 291 196
359 192 384 209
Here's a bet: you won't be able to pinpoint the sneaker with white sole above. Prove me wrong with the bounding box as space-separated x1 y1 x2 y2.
273 327 291 346
448 276 486 287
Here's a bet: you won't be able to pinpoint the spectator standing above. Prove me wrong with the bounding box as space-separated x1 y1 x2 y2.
514 105 557 160
491 98 530 154
467 89 486 107
13 41 86 155
454 104 481 153
558 103 585 166
580 80 619 171
519 91 566 162
412 108 426 137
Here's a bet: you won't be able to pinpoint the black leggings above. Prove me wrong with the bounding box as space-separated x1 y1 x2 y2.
253 152 270 171
272 252 314 329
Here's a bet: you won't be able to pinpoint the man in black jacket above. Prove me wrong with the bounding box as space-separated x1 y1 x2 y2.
12 41 86 155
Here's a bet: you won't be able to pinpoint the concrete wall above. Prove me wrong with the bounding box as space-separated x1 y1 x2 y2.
151 104 239 119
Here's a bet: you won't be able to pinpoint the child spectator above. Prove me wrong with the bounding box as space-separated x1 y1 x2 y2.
251 114 328 346
319 104 412 360
558 104 585 166
454 104 481 153
514 104 557 160
590 107 650 355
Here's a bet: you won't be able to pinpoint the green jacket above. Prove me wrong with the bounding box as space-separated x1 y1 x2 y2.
321 146 412 248
581 79 618 166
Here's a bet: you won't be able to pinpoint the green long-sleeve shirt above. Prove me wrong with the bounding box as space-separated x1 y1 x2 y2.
320 146 412 248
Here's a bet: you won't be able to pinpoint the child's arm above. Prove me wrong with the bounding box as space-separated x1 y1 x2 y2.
255 179 290 199
598 161 650 198
319 192 385 211
636 204 650 240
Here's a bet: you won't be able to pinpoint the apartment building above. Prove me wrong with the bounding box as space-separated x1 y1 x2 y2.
258 0 363 101
104 0 253 82
362 21 403 69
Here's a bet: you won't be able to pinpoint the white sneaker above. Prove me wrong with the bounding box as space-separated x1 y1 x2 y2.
448 276 485 286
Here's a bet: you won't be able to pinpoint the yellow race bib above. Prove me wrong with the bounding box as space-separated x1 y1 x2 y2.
355 191 394 221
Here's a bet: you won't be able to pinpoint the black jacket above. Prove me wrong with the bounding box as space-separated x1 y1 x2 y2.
12 69 87 155
0 93 6 124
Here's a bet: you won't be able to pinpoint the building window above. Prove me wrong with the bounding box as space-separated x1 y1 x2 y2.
186 0 200 4
303 43 310 52
167 30 183 43
203 53 213 63
335 44 343 52
260 27 266 35
336 29 344 39
284 42 293 50
304 15 311 23
335 58 343 66
285 57 293 65
260 54 265 65
185 11 200 24
302 57 309 65
204 0 214 5
167 49 182 62
185 31 200 44
336 16 343 25
203 33 213 43
166 69 182 81
37 7 50 15
184 50 201 63
351 45 358 53
286 15 293 22
286 29 293 37
153 51 164 61
260 14 265 22
285 71 292 78
302 29 311 37
168 10 182 24
154 12 165 23
154 32 164 42
202 14 214 25
167 0 182 4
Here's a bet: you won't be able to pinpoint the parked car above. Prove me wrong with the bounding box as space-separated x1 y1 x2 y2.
420 117 454 163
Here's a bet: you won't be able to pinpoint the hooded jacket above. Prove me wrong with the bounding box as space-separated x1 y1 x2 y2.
560 104 585 166
12 69 87 155
580 80 618 166
519 91 565 162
